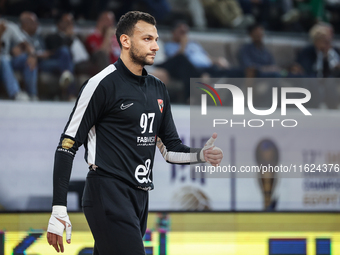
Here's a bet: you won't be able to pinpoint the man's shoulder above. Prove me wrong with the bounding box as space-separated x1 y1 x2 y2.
87 64 118 87
300 44 315 52
148 72 164 82
1 20 23 37
147 73 167 90
2 20 19 30
298 44 316 57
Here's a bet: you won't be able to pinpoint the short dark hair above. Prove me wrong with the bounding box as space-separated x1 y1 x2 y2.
247 23 262 34
171 20 187 31
115 11 156 48
55 12 72 25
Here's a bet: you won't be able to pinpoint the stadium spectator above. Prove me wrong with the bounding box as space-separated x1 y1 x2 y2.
164 21 243 78
0 15 37 100
86 11 121 74
153 38 201 103
19 12 44 55
296 23 340 78
44 12 91 99
238 24 282 78
294 23 339 109
238 23 290 108
43 13 75 91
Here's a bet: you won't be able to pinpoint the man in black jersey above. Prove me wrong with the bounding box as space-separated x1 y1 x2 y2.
46 11 223 254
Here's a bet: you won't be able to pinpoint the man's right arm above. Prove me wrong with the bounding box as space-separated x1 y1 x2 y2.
52 137 78 206
47 69 114 252
52 75 110 206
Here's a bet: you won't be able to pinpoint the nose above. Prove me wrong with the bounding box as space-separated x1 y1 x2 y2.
152 40 159 52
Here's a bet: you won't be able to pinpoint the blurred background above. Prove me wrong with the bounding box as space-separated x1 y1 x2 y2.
1 0 340 254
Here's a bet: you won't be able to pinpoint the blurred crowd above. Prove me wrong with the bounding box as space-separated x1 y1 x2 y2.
0 1 340 108
0 0 339 32
0 11 120 100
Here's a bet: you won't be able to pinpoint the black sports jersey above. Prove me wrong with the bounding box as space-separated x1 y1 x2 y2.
53 58 203 206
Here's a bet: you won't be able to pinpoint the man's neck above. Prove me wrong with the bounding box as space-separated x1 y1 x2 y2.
120 53 144 76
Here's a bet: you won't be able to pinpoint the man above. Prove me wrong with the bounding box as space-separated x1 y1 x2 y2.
297 23 340 78
165 21 243 78
238 23 281 77
46 11 223 254
44 12 90 98
165 21 226 73
19 12 43 53
42 12 75 96
86 11 121 73
295 23 340 109
0 15 37 100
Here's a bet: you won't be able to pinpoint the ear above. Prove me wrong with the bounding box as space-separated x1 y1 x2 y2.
120 34 130 50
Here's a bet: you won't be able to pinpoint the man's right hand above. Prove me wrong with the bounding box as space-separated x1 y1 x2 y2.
178 34 188 54
47 205 72 253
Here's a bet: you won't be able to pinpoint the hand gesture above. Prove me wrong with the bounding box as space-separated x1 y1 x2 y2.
200 133 223 166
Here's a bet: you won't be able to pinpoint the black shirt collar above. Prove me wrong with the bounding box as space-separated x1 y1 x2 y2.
115 58 148 85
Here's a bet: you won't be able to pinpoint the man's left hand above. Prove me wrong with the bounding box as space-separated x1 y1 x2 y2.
27 55 37 70
200 133 223 166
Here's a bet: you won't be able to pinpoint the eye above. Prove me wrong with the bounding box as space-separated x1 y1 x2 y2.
144 38 151 41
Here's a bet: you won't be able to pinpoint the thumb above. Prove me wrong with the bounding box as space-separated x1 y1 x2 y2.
65 222 72 244
205 133 218 148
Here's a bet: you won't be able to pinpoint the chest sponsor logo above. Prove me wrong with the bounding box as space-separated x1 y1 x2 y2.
157 99 164 113
120 103 134 110
135 159 152 183
137 135 156 146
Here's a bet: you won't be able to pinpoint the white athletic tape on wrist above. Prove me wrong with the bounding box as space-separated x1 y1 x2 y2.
48 206 72 240
200 136 216 161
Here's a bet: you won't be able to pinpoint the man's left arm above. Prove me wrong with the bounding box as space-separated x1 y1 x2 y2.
157 90 223 166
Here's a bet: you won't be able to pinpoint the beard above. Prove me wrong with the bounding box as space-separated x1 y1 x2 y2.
129 42 155 66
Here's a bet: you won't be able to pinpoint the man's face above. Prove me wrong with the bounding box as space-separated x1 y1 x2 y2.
172 23 188 42
100 12 115 29
59 14 74 32
24 14 38 35
251 26 264 44
314 34 332 54
129 20 159 66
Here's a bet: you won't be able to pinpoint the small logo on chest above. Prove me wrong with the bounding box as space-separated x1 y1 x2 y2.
120 103 134 110
157 99 164 113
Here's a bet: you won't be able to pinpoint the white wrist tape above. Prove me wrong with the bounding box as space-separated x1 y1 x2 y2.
47 205 72 240
200 136 216 161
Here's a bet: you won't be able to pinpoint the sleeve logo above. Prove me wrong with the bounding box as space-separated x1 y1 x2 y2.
62 138 75 149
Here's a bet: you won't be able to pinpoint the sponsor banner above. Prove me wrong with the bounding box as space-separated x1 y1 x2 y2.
1 213 340 255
